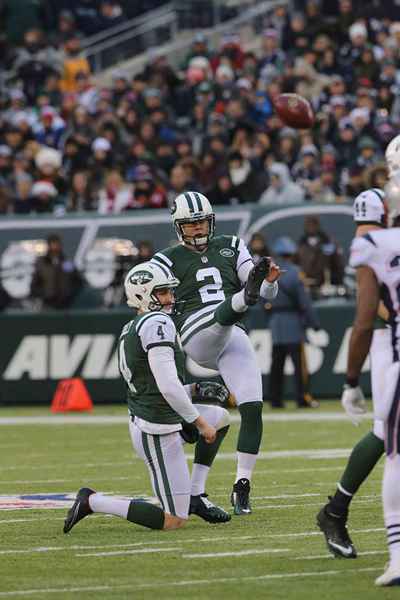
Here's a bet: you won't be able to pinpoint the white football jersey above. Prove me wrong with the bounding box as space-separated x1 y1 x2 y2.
350 228 400 360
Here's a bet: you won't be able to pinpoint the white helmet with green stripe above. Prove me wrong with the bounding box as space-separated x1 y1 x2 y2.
124 261 179 312
171 191 215 247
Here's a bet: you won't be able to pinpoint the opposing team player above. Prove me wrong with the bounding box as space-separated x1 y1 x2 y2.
317 187 389 558
151 191 281 514
340 174 400 586
64 261 233 534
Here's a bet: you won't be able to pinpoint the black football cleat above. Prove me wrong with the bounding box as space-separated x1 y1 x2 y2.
316 504 357 558
244 257 271 306
231 478 252 515
63 487 95 534
189 494 231 523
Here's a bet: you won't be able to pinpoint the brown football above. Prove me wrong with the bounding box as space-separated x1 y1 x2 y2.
273 93 315 129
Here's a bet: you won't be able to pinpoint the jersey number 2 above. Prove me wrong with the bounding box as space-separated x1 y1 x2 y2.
196 267 226 303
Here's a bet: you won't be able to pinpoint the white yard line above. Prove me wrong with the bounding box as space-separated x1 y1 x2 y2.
0 567 381 597
75 547 179 557
183 548 290 558
0 412 373 426
0 528 385 555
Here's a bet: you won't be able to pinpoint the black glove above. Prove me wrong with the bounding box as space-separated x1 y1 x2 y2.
179 421 200 444
193 381 230 405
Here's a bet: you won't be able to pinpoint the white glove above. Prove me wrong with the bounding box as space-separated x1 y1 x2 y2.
341 385 367 426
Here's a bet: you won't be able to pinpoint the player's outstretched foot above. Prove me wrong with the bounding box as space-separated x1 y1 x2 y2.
63 487 94 534
244 256 271 306
189 494 231 523
376 563 400 586
231 478 252 515
316 503 357 558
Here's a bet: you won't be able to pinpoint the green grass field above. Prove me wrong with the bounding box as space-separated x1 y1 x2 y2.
0 402 394 599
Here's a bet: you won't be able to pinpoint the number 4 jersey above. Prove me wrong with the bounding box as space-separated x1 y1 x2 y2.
151 235 253 339
350 229 400 360
118 311 186 427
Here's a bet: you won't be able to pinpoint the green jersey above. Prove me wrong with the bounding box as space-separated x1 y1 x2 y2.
152 235 253 343
118 311 186 426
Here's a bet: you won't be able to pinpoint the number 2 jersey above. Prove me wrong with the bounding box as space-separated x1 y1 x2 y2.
350 229 400 361
118 311 186 429
151 235 256 343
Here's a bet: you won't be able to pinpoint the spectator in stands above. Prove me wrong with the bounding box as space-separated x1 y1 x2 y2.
30 180 65 214
297 216 344 295
13 29 62 102
208 171 240 205
67 170 95 211
259 162 305 205
30 233 82 309
34 106 66 149
98 0 125 31
97 169 133 214
59 35 91 93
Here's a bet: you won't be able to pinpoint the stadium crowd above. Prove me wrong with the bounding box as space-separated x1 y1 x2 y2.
0 0 399 215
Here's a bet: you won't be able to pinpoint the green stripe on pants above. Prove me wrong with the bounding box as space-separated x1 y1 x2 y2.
142 432 165 511
153 435 176 516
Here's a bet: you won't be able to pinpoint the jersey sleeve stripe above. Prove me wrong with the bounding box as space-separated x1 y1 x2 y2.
237 257 253 270
153 261 170 278
231 235 237 248
363 233 378 247
153 252 173 267
146 341 175 351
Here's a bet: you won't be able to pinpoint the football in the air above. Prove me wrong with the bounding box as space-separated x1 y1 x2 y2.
273 93 315 129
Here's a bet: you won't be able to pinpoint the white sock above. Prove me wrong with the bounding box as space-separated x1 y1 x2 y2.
236 451 258 483
88 493 130 519
231 289 248 313
383 454 400 566
191 463 210 496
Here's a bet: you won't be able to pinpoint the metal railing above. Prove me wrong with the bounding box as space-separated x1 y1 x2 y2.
80 3 174 52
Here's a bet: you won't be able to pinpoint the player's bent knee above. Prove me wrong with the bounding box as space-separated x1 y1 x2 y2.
163 513 187 530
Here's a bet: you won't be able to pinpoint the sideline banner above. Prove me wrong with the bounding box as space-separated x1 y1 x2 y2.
0 301 369 405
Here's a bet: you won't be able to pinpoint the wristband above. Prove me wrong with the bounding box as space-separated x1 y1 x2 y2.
345 377 359 388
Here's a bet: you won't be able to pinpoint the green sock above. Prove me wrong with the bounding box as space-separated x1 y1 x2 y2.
340 431 384 495
194 425 229 467
237 402 263 454
127 500 165 530
215 297 245 326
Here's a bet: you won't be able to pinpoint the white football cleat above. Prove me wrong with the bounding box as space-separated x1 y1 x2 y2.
375 563 400 587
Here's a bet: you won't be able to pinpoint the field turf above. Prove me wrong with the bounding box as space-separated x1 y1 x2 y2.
0 402 393 599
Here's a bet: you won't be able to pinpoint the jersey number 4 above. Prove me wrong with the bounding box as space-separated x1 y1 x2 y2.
118 338 137 393
196 267 226 303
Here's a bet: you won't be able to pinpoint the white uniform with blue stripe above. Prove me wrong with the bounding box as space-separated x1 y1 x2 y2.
350 229 400 454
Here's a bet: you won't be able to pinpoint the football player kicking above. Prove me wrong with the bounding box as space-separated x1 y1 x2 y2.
317 187 389 558
333 174 400 586
151 191 281 515
64 261 233 534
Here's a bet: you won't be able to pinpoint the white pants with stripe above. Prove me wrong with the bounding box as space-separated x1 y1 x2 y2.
184 323 263 406
370 328 392 440
129 404 226 519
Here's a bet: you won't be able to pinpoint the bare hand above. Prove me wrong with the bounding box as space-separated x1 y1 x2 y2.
198 423 217 444
266 261 281 283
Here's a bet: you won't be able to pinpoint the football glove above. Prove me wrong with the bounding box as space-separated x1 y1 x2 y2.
341 384 367 426
179 421 200 444
194 381 230 406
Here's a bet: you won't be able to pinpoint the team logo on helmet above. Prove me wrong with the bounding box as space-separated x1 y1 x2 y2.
220 248 234 258
129 270 153 285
